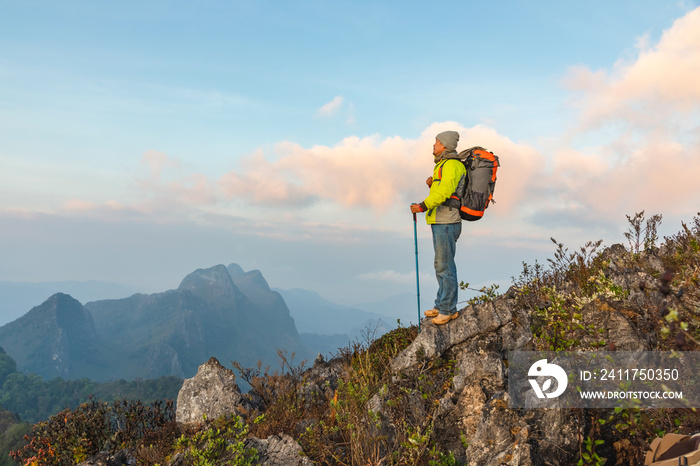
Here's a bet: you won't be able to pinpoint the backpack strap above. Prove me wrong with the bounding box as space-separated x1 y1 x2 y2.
435 158 462 182
433 159 447 182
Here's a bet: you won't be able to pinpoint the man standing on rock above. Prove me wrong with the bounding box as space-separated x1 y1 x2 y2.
411 130 466 325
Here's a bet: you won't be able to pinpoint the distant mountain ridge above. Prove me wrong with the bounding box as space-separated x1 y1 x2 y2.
0 264 416 380
275 288 390 335
275 288 406 358
0 264 311 382
0 280 141 326
0 293 103 379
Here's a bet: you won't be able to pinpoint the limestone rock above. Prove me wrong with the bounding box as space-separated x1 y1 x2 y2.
176 357 251 424
578 300 648 351
245 433 314 465
390 297 516 373
463 393 533 466
300 352 345 409
525 408 579 465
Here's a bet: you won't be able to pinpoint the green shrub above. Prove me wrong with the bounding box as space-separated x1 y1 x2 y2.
10 397 174 465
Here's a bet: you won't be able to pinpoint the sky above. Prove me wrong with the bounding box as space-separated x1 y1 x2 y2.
1 1 700 325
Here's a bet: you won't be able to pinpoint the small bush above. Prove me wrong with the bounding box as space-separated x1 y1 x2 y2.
10 397 175 465
174 414 259 466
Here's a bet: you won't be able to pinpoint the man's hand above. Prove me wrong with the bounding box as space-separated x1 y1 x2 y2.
426 176 433 187
410 203 424 214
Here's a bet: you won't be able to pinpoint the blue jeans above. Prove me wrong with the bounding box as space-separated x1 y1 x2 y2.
432 223 462 315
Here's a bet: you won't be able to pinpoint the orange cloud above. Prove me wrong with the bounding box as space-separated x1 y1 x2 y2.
218 123 543 215
550 140 700 218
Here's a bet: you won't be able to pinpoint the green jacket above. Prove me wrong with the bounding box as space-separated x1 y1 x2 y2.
422 152 467 224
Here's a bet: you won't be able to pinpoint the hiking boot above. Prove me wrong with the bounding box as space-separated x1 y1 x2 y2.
431 312 458 325
424 308 439 317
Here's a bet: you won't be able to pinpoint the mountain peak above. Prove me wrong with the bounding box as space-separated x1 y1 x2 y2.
44 291 77 304
245 270 270 291
226 263 245 277
178 265 238 298
227 265 271 292
25 292 87 324
0 292 98 380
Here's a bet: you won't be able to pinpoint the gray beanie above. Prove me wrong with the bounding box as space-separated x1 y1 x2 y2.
436 130 459 151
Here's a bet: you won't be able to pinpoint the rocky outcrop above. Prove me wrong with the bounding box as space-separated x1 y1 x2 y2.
300 353 345 410
176 357 313 465
245 433 313 465
176 357 253 424
391 295 525 374
376 293 544 465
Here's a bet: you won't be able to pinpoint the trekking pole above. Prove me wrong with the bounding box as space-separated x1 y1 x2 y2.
413 211 421 331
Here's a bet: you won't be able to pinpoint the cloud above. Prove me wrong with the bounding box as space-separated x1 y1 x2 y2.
138 151 218 207
63 199 126 213
54 151 220 223
554 6 700 218
545 140 700 219
346 102 356 125
218 122 541 214
357 269 436 289
317 95 344 116
564 6 700 130
358 269 414 284
48 4 700 239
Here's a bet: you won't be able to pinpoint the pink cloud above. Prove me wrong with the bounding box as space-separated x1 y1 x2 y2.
218 123 543 215
550 140 700 218
564 6 700 129
549 7 700 219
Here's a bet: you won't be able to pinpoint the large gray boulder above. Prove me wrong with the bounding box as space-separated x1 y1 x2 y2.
176 357 251 424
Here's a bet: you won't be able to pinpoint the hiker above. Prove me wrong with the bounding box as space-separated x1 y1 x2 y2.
410 130 467 325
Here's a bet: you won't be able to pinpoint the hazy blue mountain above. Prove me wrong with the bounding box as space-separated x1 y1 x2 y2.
227 264 291 318
351 292 421 326
274 287 398 357
0 280 141 326
0 293 107 380
275 288 392 335
0 263 415 381
298 332 351 358
0 265 311 382
86 264 311 380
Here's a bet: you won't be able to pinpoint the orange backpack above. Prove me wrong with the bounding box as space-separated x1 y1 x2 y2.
452 146 500 221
